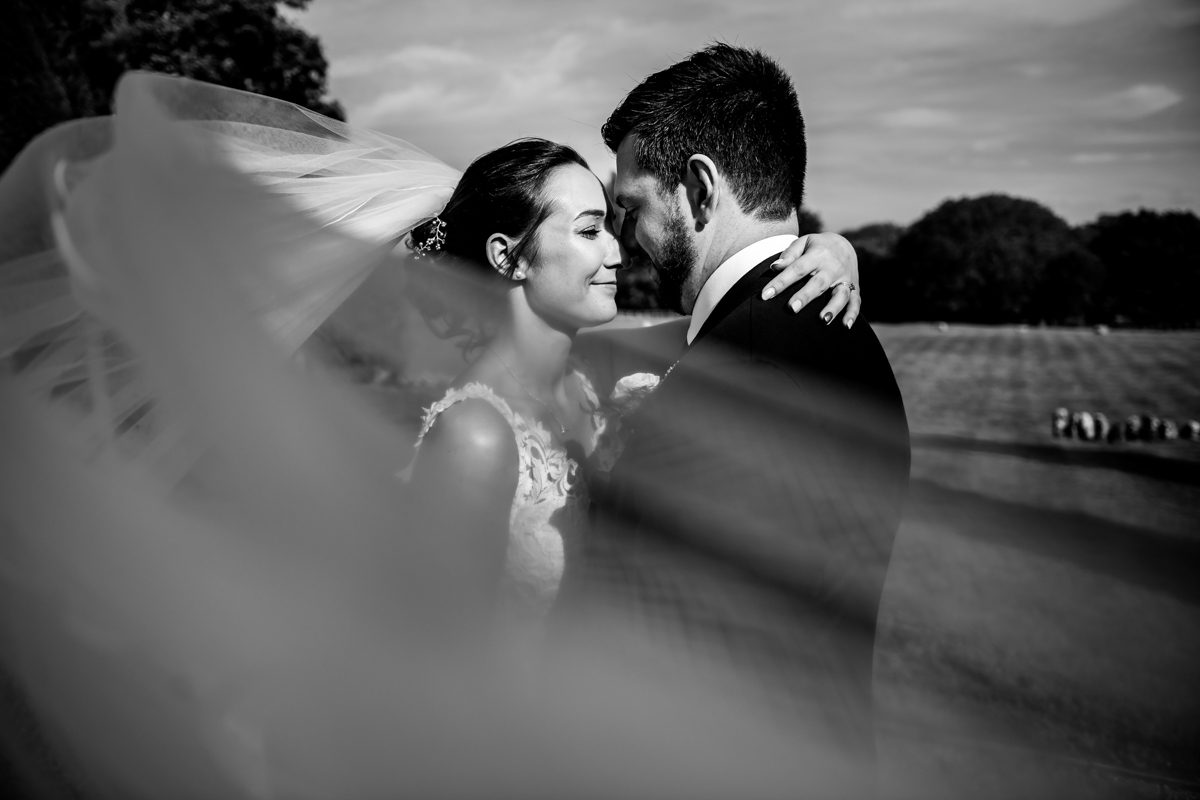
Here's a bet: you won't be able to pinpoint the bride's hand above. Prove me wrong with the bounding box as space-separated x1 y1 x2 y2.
760 232 861 328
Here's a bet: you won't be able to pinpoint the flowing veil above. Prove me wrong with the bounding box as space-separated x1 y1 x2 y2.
0 71 460 478
0 72 884 799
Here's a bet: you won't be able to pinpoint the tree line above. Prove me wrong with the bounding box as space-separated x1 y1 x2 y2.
620 196 1200 328
843 197 1200 328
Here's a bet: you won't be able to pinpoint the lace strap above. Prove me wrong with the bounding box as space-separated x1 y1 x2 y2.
415 382 522 449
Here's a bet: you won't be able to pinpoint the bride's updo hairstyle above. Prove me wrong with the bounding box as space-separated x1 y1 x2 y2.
406 138 591 347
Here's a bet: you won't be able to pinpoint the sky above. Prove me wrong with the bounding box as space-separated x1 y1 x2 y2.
293 0 1200 231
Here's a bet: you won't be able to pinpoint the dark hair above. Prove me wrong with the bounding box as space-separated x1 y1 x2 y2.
408 137 590 276
601 42 805 221
406 138 590 349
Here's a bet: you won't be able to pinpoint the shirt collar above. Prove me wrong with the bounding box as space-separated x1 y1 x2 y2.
686 234 799 345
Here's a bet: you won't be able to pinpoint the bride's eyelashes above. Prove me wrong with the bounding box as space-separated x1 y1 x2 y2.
579 226 601 239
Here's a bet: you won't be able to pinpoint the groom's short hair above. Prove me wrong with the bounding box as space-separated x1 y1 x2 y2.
602 42 806 221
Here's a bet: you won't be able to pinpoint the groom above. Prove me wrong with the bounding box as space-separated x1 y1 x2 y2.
579 44 911 767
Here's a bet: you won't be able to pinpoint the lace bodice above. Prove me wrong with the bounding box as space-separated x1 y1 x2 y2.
414 383 591 613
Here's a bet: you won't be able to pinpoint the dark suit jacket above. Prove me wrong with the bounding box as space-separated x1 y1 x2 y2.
579 253 911 755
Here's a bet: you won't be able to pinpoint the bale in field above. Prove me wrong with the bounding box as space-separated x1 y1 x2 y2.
1157 419 1179 440
1073 411 1096 441
1051 407 1071 438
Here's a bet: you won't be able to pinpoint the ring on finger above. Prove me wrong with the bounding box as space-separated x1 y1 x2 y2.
830 281 855 293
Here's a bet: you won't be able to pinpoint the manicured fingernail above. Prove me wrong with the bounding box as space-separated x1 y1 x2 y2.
791 299 804 312
762 286 777 300
769 260 783 270
823 312 833 324
845 317 855 329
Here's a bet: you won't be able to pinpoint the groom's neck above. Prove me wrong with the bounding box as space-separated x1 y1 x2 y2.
715 206 801 264
684 211 800 311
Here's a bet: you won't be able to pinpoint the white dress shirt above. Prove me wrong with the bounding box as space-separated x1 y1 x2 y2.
685 234 799 345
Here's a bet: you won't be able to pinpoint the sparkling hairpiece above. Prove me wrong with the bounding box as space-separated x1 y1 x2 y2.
411 216 447 259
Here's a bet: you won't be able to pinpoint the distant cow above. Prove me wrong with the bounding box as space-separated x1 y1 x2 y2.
1052 407 1071 438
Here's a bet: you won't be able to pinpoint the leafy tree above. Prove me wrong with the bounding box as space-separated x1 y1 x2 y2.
615 264 664 312
842 222 904 261
1030 246 1107 325
1082 209 1200 328
796 206 823 237
78 0 343 119
1 0 343 171
1 1 99 170
842 222 906 321
892 194 1083 323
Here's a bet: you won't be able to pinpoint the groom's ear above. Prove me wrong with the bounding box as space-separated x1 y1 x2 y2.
684 154 719 226
485 233 522 279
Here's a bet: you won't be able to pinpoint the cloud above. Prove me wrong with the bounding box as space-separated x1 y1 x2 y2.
352 83 457 126
1013 62 1051 79
332 45 477 80
1069 152 1121 164
879 107 959 128
1089 84 1183 120
971 138 1011 153
295 0 1200 228
337 33 590 130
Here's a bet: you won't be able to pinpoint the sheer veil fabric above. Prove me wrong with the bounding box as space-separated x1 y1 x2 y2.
0 71 459 476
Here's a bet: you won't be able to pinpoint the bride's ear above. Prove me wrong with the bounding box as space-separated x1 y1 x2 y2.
486 233 526 280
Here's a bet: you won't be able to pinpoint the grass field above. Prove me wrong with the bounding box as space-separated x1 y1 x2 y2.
870 324 1200 798
352 315 1200 795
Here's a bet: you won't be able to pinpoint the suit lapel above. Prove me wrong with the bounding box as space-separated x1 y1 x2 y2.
611 253 781 481
691 254 779 346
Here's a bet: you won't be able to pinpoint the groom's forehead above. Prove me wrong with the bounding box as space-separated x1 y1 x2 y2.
613 135 657 198
614 134 641 176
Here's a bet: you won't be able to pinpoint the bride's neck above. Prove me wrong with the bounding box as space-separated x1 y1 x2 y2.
488 310 575 394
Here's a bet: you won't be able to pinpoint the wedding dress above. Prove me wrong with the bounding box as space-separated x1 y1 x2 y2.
414 380 594 612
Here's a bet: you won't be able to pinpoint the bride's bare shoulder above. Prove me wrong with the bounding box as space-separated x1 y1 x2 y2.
416 392 520 494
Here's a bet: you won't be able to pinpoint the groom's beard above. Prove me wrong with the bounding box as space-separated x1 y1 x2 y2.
652 207 696 314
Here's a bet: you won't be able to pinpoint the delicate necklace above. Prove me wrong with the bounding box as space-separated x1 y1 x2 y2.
492 352 567 437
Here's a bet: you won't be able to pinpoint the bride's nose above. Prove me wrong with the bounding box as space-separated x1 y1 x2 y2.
602 229 621 269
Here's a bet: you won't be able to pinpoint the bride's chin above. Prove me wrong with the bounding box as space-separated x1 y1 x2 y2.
574 304 618 330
